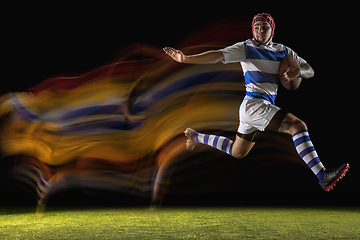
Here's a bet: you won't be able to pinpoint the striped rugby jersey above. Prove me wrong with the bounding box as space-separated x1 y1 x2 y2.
220 39 307 105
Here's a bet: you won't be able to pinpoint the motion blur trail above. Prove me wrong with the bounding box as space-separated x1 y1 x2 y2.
0 19 305 208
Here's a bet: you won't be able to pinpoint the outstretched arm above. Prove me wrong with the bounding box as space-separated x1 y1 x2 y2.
163 47 224 64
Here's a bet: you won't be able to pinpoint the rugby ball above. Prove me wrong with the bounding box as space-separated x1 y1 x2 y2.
278 57 302 91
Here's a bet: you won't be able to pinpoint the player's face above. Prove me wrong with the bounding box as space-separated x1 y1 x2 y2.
253 22 272 45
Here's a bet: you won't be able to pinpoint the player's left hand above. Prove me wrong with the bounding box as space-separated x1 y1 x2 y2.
282 67 300 81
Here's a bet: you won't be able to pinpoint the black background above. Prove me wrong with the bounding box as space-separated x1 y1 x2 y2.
2 3 358 206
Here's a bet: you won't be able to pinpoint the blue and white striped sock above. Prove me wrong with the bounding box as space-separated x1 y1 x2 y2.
193 132 234 156
292 130 326 182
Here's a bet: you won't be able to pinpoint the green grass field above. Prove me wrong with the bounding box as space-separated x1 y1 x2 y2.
0 205 359 239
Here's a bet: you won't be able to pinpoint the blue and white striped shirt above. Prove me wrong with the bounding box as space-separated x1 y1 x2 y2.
220 39 307 105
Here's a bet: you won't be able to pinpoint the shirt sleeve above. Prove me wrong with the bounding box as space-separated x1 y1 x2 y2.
285 46 307 67
220 42 246 64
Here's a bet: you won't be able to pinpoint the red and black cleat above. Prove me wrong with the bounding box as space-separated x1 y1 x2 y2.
319 163 350 191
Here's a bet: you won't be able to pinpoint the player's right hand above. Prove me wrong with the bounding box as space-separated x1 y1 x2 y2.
282 67 300 81
163 47 185 63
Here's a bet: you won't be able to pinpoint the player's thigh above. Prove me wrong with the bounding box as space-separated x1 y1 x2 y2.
231 135 256 159
266 109 288 132
268 111 307 135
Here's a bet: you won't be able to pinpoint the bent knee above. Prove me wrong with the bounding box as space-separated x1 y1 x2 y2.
292 119 307 133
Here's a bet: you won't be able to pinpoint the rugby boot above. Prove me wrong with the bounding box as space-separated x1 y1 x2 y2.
319 163 349 191
184 128 197 152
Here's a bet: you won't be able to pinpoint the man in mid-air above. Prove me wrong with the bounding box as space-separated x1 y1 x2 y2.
164 13 349 191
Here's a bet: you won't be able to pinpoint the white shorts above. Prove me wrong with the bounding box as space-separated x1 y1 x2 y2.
238 96 281 134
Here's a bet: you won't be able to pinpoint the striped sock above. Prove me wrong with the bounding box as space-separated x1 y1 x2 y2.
193 132 234 156
292 130 326 182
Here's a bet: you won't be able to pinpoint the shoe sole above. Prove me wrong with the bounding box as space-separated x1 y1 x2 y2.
325 163 350 192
